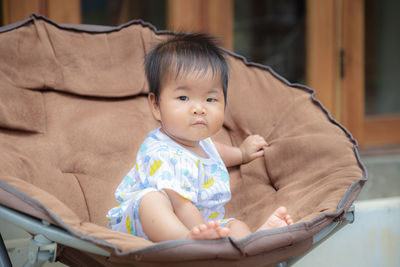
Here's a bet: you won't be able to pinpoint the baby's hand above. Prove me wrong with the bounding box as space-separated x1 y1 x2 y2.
239 135 268 164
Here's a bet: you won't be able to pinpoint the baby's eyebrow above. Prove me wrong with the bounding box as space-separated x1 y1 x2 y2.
208 89 221 94
174 86 189 92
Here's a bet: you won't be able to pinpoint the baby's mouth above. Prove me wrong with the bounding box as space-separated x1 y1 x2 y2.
193 119 206 126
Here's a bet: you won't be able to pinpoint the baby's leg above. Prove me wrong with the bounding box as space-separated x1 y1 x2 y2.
139 191 228 242
225 207 294 239
225 219 252 239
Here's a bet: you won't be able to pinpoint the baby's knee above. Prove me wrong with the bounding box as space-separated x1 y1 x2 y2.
140 190 172 211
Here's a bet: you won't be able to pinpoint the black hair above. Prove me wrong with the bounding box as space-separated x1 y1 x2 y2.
144 33 229 103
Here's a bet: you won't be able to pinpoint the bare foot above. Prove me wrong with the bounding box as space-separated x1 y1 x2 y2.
188 220 230 240
257 207 294 231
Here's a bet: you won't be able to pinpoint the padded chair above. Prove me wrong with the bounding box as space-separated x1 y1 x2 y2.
0 15 366 267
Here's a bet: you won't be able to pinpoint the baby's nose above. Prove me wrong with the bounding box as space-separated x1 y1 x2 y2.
192 103 206 115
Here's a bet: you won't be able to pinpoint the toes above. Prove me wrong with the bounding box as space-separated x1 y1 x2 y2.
285 215 294 225
198 224 207 232
217 227 230 238
191 226 200 235
274 206 287 218
206 220 223 229
206 220 216 228
214 220 222 227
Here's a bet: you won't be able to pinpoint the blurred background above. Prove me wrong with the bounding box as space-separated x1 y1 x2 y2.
2 0 399 149
1 0 399 266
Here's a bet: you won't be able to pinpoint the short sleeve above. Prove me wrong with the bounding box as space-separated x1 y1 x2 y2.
113 164 140 202
143 151 199 202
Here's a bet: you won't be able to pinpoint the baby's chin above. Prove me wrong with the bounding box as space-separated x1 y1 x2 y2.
188 131 216 142
163 126 218 143
192 125 221 138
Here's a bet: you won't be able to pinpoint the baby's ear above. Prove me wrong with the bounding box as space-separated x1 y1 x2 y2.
148 93 161 121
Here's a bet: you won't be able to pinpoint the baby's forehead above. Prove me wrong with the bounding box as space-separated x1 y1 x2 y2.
162 64 221 82
162 72 223 91
160 67 224 96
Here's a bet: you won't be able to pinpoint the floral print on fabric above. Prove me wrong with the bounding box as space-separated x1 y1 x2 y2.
106 128 232 239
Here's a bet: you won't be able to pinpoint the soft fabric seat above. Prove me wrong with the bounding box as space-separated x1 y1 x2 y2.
0 15 366 266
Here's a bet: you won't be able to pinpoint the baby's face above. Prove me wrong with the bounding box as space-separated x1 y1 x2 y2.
151 69 225 148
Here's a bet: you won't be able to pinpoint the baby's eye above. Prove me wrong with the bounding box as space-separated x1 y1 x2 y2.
206 98 217 102
178 96 188 101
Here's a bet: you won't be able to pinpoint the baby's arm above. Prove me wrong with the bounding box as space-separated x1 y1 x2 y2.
215 135 268 167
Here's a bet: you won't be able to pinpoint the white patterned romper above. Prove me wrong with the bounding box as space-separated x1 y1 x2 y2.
106 128 233 239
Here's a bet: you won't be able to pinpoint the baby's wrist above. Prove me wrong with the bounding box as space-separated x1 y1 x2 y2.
239 147 246 164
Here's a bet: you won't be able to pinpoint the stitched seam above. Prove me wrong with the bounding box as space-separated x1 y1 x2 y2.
69 172 91 222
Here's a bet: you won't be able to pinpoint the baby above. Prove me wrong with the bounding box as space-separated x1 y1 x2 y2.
107 33 293 241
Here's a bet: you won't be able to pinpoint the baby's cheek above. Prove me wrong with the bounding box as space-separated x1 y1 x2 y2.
211 109 225 130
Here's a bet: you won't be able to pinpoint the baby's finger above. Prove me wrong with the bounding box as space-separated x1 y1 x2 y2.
254 141 268 150
253 135 268 145
252 150 265 159
259 137 268 146
258 140 268 148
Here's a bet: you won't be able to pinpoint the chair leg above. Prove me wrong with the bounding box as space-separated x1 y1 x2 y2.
0 232 12 267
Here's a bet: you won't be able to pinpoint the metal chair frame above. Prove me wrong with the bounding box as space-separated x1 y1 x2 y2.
0 204 354 267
